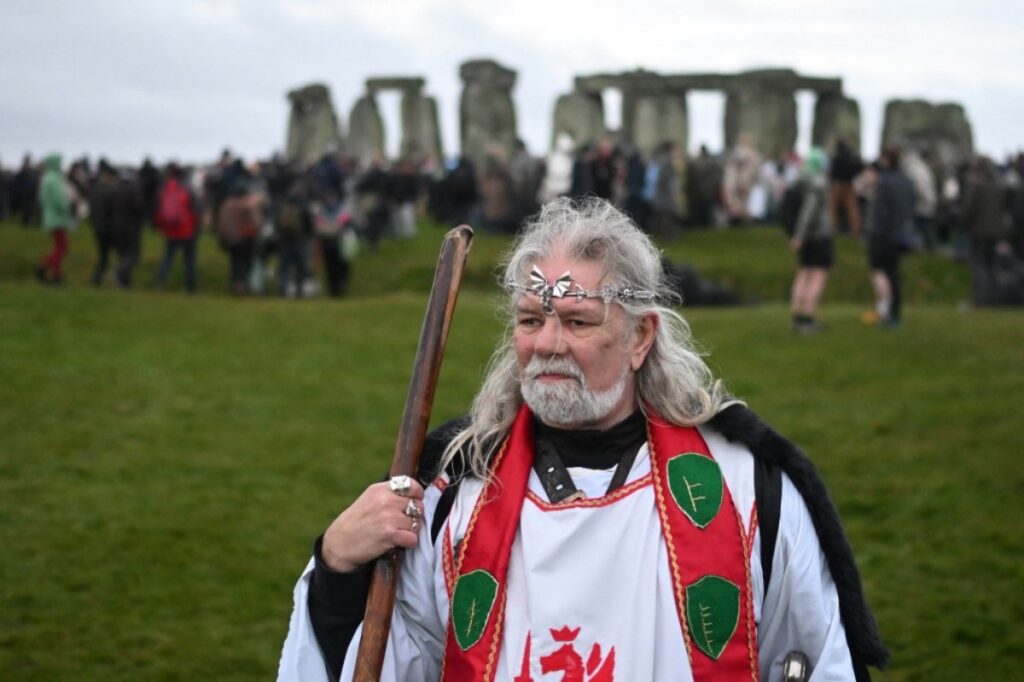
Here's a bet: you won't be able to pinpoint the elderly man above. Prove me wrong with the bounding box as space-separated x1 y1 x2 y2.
279 198 886 681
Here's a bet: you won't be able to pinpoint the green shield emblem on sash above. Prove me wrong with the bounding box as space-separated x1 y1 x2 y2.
451 569 499 650
685 575 740 660
667 453 723 529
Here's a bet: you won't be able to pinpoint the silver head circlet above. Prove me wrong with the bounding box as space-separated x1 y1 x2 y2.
517 264 656 315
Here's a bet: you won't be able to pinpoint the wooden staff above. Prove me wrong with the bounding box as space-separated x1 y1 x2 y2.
353 225 474 682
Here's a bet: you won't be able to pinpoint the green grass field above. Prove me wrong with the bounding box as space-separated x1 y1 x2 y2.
1 219 1021 680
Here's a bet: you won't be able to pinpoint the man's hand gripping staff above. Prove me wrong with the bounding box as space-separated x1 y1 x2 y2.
349 225 473 682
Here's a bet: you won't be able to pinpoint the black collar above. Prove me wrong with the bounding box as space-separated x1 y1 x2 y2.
532 411 647 502
534 410 646 469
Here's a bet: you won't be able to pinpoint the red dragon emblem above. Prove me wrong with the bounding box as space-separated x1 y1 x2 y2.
514 626 615 682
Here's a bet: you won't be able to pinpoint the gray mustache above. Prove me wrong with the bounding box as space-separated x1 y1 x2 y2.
524 356 584 382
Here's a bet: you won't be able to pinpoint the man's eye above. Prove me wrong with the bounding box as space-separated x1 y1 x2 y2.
517 317 541 327
567 319 593 328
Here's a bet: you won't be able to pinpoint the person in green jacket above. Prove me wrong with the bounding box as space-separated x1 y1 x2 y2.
36 153 73 283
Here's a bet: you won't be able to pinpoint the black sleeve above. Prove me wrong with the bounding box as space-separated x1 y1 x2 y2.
308 535 372 682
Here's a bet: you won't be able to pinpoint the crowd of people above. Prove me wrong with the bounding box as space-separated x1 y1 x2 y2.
2 139 1023 310
0 150 433 296
782 142 1024 331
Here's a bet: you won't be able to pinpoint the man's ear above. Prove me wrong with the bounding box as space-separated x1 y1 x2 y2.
630 313 659 371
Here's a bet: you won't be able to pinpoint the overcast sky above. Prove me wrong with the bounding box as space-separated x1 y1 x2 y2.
2 0 1021 166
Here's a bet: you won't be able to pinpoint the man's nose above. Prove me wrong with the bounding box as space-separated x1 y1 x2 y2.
533 316 567 356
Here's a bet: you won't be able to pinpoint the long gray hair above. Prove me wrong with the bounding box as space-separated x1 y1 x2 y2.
440 197 729 480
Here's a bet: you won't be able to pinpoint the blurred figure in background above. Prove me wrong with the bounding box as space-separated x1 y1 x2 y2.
788 147 834 333
722 136 762 225
12 155 39 225
646 141 681 240
90 159 144 288
313 189 353 297
215 167 262 295
828 139 863 234
477 149 515 233
623 146 651 231
864 147 916 329
390 158 420 239
902 150 937 251
0 158 10 222
963 156 1014 305
154 163 201 293
509 139 541 227
274 177 313 298
35 153 72 284
138 158 161 227
537 133 574 205
354 159 390 251
685 145 713 228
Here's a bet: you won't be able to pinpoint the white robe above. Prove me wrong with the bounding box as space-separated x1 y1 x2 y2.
279 428 855 681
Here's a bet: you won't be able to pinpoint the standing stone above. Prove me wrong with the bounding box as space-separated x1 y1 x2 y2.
459 59 518 165
285 84 344 165
365 78 445 163
625 92 688 156
813 94 861 154
724 70 798 158
400 92 444 162
881 99 973 166
552 91 605 151
348 95 384 166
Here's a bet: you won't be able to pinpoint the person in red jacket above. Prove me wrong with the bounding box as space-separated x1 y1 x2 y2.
154 164 201 293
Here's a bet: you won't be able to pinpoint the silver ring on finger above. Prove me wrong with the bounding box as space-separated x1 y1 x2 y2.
404 499 421 518
410 519 420 533
389 475 413 497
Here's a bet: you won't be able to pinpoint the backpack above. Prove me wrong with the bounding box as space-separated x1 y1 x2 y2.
276 201 307 240
216 195 261 247
156 181 190 234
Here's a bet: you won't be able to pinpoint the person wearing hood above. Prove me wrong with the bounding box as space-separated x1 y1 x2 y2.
36 153 73 284
788 147 834 333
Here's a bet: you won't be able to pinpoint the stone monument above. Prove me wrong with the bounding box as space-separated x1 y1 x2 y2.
564 67 856 158
881 99 973 166
347 94 384 165
551 91 606 151
813 94 862 154
347 78 444 165
459 59 518 165
285 83 344 165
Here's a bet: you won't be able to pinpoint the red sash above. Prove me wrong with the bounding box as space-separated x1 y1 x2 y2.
440 405 758 681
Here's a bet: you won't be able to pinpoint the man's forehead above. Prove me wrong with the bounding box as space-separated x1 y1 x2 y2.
533 256 605 288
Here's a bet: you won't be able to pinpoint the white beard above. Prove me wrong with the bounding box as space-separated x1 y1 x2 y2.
520 356 629 427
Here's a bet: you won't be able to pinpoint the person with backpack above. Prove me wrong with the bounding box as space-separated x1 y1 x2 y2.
275 178 314 298
154 164 201 293
215 168 262 295
788 147 834 334
279 198 888 682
